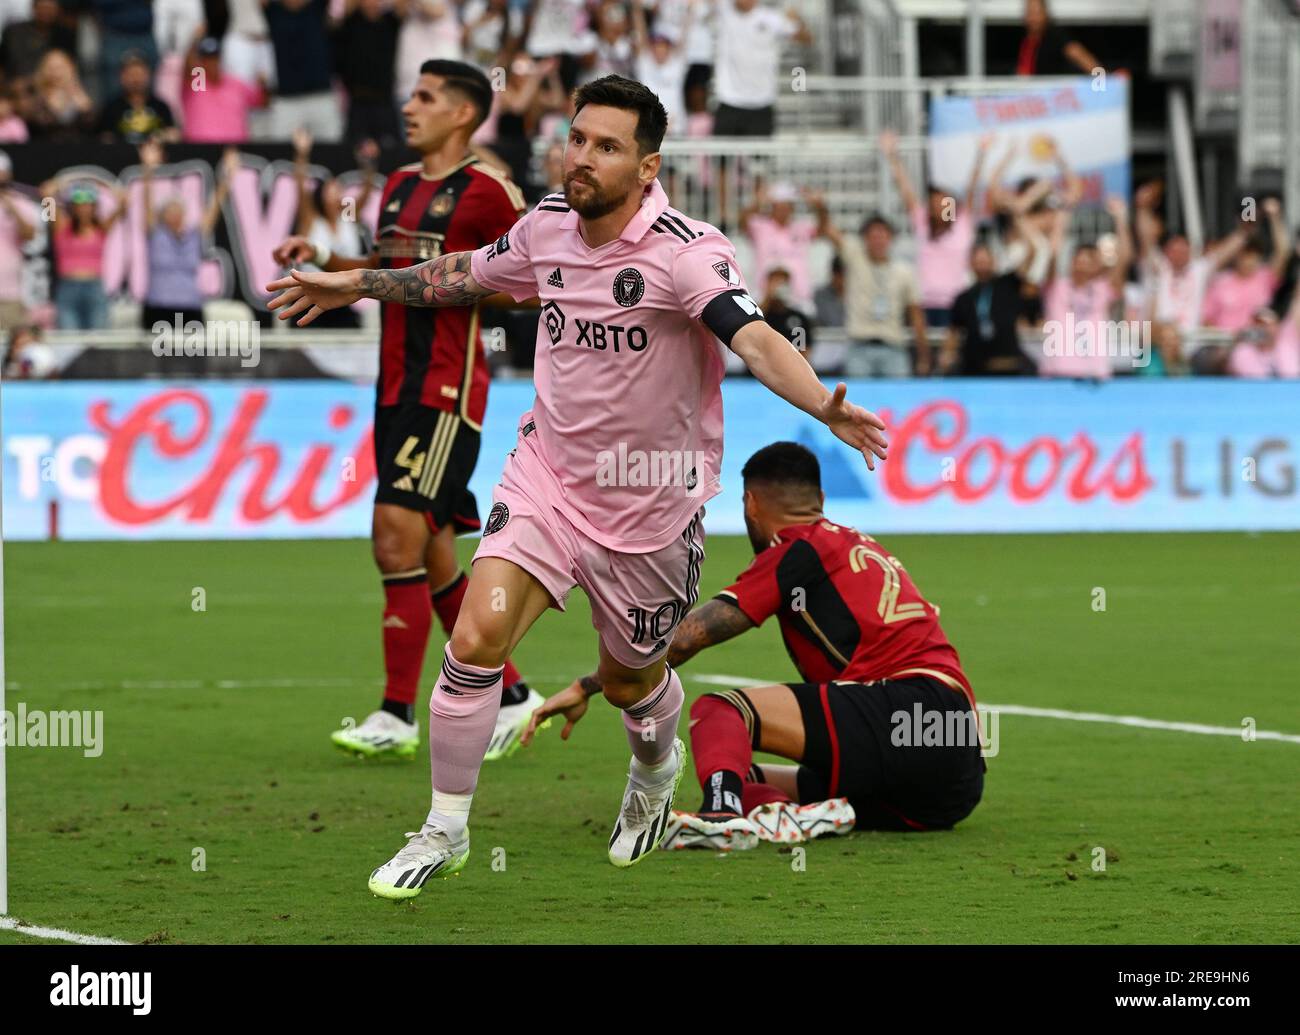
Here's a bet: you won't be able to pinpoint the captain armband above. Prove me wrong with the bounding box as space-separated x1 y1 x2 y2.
701 289 766 346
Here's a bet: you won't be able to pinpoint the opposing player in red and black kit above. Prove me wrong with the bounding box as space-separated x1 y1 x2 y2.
272 61 543 762
525 441 985 849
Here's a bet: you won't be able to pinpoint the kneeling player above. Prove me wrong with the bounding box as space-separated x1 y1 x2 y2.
524 441 985 849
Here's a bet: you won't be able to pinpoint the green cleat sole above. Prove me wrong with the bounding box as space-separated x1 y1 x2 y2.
369 849 470 901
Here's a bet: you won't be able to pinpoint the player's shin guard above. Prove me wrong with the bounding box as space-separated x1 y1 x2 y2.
426 646 503 837
382 570 434 718
689 691 757 815
622 665 684 770
431 572 526 702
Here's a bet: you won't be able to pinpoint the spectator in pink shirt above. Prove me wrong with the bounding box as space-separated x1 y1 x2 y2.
1202 198 1290 334
180 37 264 144
739 181 821 310
882 128 992 329
41 176 130 329
1227 307 1300 378
1038 197 1133 380
1133 180 1252 371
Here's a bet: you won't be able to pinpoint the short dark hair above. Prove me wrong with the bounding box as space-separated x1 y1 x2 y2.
419 60 494 129
741 442 822 494
860 213 893 235
572 74 668 156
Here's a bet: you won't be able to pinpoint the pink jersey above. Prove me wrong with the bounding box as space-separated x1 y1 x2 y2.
181 72 261 143
746 213 816 308
54 224 106 278
911 205 974 310
1202 268 1279 332
1040 276 1117 379
1228 313 1300 378
470 180 748 553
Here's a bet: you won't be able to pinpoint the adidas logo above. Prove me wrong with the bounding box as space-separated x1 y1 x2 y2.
383 615 408 629
546 268 564 289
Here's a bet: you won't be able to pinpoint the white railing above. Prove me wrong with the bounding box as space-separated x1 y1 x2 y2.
1238 0 1297 180
658 134 894 231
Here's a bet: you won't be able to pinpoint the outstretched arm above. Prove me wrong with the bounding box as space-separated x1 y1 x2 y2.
292 127 316 236
964 133 994 214
1106 196 1133 291
201 148 238 237
730 320 888 469
266 249 494 324
1264 198 1290 278
1205 223 1248 271
666 598 757 667
881 129 919 214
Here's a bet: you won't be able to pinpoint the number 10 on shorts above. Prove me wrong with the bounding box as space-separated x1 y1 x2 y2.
627 601 684 645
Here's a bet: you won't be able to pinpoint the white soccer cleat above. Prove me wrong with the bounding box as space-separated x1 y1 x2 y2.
331 710 419 759
661 811 760 852
484 687 549 761
747 798 856 843
368 826 470 901
608 738 686 868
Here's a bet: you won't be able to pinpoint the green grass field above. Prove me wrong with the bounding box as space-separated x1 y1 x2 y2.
2 532 1298 944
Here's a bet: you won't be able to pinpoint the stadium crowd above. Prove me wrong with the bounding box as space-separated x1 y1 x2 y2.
0 0 1298 380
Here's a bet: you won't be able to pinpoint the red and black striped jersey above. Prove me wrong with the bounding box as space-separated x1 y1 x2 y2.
717 519 974 705
374 156 525 424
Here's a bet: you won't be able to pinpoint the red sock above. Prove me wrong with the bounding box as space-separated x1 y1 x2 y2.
432 572 523 687
689 694 753 802
382 573 433 706
742 781 792 813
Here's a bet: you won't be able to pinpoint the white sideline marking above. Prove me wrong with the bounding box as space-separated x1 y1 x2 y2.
5 677 370 692
0 916 127 945
691 674 1300 745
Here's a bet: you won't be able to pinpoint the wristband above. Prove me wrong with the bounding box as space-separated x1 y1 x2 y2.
312 242 332 268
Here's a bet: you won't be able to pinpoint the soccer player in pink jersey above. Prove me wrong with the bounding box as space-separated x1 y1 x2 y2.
266 75 888 898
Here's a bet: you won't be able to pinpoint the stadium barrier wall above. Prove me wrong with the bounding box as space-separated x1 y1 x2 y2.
3 379 1298 540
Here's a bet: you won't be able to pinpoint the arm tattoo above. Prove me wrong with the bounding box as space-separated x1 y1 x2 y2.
577 601 754 696
357 251 487 307
666 599 755 668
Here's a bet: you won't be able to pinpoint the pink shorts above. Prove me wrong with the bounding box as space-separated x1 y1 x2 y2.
472 435 706 670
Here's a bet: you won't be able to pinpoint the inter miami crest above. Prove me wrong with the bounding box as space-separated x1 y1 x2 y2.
484 502 510 536
612 267 645 307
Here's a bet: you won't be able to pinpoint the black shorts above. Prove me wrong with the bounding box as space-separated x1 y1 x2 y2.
713 102 775 137
787 677 985 831
372 404 481 534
